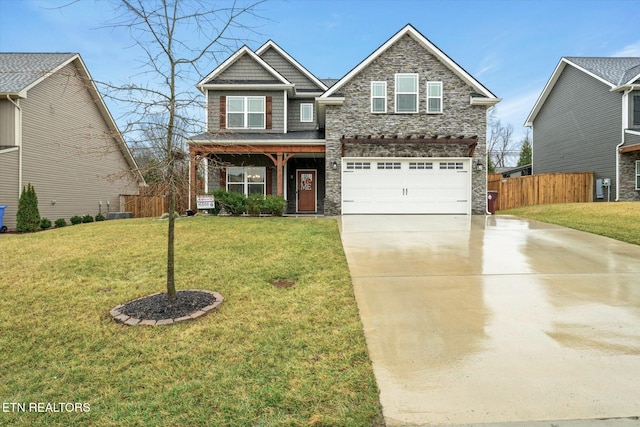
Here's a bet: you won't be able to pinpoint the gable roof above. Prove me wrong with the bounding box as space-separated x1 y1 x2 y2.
0 52 77 97
319 24 499 104
0 52 144 183
256 40 328 92
196 45 293 91
525 56 640 126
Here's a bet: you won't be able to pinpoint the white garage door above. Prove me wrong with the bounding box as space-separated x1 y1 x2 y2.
342 158 471 214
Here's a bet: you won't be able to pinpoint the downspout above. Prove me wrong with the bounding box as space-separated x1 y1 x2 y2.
6 95 23 195
616 88 632 201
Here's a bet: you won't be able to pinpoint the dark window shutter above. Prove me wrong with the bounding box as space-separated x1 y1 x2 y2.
219 96 226 129
266 96 272 129
219 167 226 188
266 167 273 195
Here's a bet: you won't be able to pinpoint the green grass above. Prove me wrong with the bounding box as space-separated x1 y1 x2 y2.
0 217 381 426
501 202 640 246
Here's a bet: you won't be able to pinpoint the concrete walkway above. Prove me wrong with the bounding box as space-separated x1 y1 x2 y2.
340 215 640 427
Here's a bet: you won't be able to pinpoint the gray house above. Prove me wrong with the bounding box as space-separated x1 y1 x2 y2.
525 57 640 201
188 24 500 215
0 53 144 230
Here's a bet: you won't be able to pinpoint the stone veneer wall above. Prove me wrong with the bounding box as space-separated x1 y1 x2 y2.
618 152 640 201
324 35 490 215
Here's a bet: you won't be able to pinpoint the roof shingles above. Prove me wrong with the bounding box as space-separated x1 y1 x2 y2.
0 53 77 94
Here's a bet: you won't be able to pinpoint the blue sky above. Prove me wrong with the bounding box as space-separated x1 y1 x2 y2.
1 0 639 145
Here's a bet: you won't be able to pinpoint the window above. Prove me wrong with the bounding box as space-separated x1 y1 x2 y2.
377 162 401 170
346 162 371 170
439 162 464 170
300 103 313 122
371 82 387 113
409 162 433 169
636 161 640 190
427 81 442 113
227 96 265 129
395 73 418 113
227 167 266 196
633 95 640 127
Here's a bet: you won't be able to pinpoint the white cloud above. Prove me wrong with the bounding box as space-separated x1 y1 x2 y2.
612 41 640 57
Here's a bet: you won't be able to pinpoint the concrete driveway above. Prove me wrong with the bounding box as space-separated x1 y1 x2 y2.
340 215 640 427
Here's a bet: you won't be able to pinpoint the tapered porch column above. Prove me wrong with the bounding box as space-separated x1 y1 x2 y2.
265 152 295 196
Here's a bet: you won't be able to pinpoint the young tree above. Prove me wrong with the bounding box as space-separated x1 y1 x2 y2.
103 0 265 301
16 183 41 233
517 131 532 167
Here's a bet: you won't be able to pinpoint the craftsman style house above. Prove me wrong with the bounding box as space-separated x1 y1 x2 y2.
0 53 144 230
526 57 640 201
188 24 499 215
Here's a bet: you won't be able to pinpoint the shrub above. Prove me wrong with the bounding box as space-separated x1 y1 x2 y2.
82 214 94 223
16 183 41 232
95 214 106 222
55 218 67 228
213 189 246 215
246 194 265 217
264 195 287 216
70 215 83 225
40 218 52 229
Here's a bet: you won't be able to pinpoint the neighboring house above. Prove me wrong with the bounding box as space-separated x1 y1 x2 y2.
497 164 532 178
188 24 499 215
0 53 144 230
525 57 640 202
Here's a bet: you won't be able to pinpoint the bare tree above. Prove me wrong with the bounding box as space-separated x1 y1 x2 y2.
487 108 517 169
101 0 266 301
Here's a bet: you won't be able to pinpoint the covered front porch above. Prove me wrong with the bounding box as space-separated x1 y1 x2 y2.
189 142 326 214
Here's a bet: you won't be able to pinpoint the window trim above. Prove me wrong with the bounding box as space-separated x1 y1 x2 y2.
371 81 387 113
426 81 443 114
300 103 313 123
395 73 419 113
226 166 266 196
226 96 266 129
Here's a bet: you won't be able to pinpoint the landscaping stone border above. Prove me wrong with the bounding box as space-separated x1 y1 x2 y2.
110 289 224 326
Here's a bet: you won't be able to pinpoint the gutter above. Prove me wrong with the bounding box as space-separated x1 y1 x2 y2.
5 95 23 196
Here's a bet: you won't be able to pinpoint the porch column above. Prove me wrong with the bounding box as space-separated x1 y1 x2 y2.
189 146 201 211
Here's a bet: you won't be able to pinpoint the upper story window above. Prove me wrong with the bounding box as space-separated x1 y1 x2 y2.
427 81 443 114
633 95 640 127
300 103 313 123
395 73 418 113
371 81 387 113
227 96 265 129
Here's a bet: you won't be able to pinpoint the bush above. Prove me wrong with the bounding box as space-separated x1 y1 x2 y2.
213 189 246 215
95 214 106 222
82 214 94 223
246 194 265 217
264 195 287 216
16 183 41 232
55 218 67 228
70 215 83 225
40 218 52 229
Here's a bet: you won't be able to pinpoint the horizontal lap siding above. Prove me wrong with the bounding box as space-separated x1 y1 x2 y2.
532 66 621 197
20 62 139 225
0 149 19 228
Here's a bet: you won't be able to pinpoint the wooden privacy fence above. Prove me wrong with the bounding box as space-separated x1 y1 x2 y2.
487 172 594 211
121 181 203 218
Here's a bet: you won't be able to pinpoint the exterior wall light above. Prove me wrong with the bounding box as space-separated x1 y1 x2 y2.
332 161 338 170
475 160 483 171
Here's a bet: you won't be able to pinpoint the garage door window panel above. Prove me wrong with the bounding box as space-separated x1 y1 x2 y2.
395 73 418 113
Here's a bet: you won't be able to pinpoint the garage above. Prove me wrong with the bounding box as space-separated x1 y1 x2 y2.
341 157 471 214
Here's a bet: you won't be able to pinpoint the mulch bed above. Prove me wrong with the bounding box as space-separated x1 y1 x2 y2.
118 290 217 321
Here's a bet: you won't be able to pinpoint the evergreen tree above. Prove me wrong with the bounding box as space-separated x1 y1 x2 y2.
16 183 41 232
517 134 532 167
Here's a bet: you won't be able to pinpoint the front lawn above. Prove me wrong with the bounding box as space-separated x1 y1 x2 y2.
0 217 381 426
500 202 640 246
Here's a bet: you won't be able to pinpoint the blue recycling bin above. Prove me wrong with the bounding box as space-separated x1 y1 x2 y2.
0 205 7 233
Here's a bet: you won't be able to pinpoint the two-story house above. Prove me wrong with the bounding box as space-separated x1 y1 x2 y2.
0 53 144 230
188 24 499 215
525 57 640 202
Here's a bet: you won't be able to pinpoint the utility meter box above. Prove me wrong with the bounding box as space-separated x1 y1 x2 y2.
602 178 611 187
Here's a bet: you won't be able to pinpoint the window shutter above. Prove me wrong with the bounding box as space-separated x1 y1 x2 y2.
219 168 226 188
219 96 226 129
266 96 272 129
266 167 273 195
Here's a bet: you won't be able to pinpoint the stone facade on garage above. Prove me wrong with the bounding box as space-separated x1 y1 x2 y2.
618 151 640 201
323 34 490 215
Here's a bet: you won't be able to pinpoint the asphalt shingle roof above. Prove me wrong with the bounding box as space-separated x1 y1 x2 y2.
565 56 640 86
0 53 77 94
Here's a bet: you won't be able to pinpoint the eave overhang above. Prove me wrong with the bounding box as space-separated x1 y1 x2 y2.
470 96 501 106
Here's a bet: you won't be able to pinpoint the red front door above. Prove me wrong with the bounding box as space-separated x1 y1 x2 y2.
297 170 316 212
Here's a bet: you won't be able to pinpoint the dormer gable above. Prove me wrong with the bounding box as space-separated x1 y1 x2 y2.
197 46 293 92
256 40 328 93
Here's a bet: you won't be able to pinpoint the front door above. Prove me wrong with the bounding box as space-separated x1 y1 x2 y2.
297 169 317 212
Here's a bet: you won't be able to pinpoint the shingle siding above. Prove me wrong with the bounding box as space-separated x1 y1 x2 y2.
323 35 488 215
11 62 139 228
259 48 319 90
532 65 621 197
216 55 275 82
